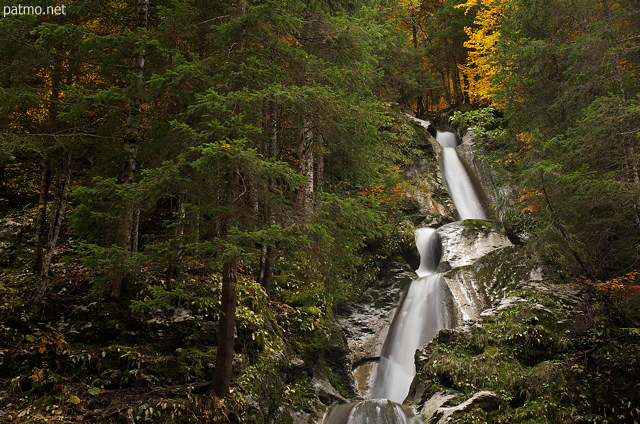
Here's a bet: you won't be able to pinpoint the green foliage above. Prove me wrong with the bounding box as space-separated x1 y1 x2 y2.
69 178 123 246
449 107 507 146
1 0 431 420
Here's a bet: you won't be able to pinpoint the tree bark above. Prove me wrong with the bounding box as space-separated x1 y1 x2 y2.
32 160 51 276
297 116 314 213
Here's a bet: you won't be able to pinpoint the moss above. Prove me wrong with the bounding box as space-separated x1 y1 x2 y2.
416 289 580 421
461 219 500 235
415 285 640 422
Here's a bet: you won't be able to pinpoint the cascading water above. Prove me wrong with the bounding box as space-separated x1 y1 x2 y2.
322 118 490 423
371 228 445 403
436 131 487 220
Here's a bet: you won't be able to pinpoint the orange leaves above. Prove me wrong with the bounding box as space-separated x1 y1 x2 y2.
357 179 414 210
579 271 640 298
517 186 542 213
357 183 386 197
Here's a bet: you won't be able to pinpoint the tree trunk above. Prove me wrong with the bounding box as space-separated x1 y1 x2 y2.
212 255 239 398
297 116 314 213
315 134 324 193
112 0 149 299
35 150 72 304
212 166 242 398
32 160 51 275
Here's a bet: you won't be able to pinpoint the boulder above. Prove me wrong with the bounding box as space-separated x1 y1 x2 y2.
437 221 512 270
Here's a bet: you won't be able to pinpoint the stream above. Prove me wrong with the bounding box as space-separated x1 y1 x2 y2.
321 118 488 423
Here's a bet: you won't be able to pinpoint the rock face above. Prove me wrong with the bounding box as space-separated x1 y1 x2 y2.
437 221 512 270
435 221 516 323
457 131 514 224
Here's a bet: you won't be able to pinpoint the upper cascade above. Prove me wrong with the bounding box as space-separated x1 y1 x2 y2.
437 131 487 221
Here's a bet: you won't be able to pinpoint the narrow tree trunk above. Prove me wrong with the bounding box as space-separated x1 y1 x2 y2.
440 70 452 107
297 117 314 212
35 151 72 304
262 244 275 296
212 255 239 398
212 166 242 398
32 161 51 275
315 135 324 193
258 207 276 296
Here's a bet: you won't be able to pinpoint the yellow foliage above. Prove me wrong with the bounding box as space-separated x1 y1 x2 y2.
457 0 509 104
517 186 542 213
496 131 532 164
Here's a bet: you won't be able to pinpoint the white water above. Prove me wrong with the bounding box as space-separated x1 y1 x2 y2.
436 130 459 148
323 399 422 424
414 227 440 278
371 228 445 403
437 131 487 220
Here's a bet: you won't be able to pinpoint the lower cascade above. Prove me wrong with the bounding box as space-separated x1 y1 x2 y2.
371 229 446 403
322 229 444 423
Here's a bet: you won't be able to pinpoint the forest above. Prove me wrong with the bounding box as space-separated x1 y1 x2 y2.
0 0 639 422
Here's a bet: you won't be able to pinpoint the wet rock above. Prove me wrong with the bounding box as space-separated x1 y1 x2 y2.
437 221 512 269
435 222 516 322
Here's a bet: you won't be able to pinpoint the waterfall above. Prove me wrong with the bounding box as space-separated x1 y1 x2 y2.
437 132 487 220
322 118 489 424
371 228 446 403
435 130 458 148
